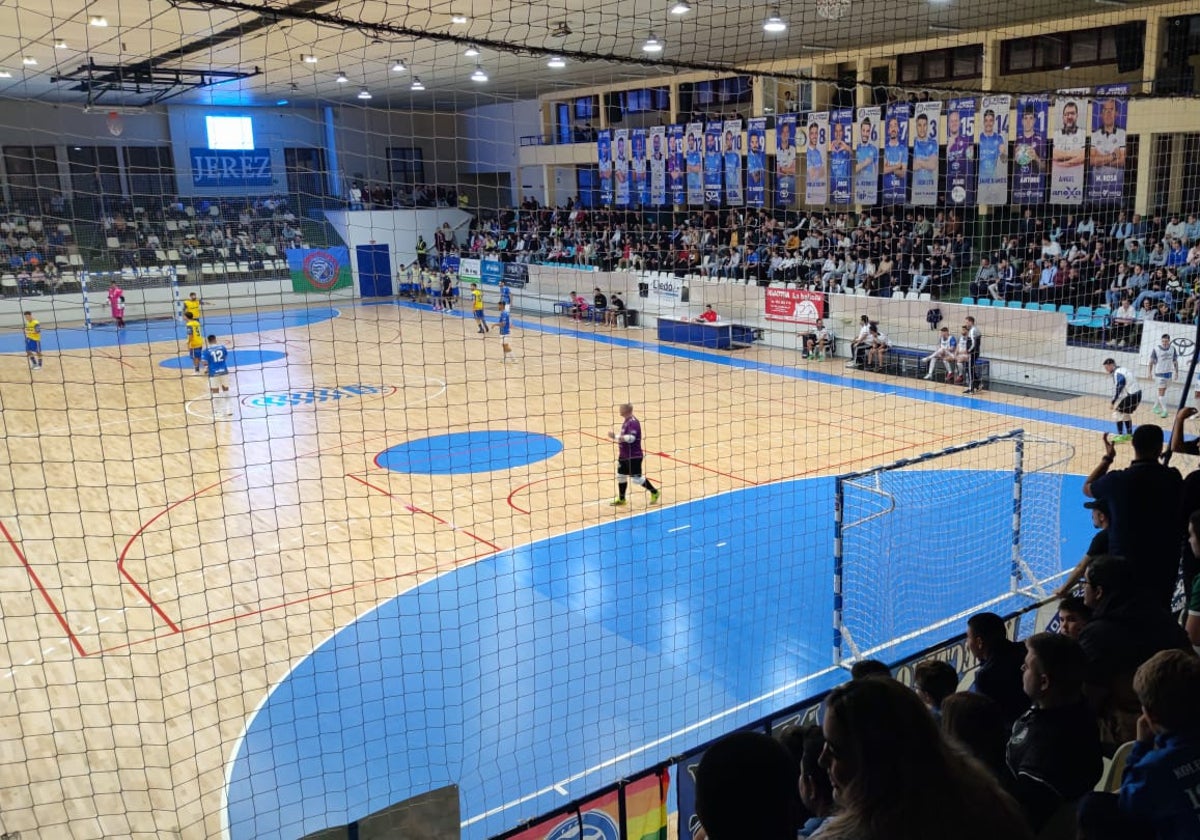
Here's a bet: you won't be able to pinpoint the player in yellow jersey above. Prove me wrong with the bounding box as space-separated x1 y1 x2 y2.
23 310 42 369
182 291 203 322
471 282 489 333
184 312 204 374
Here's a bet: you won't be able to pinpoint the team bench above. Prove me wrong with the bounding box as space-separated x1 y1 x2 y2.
857 344 991 390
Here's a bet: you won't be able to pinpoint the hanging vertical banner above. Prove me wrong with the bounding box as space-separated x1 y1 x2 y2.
945 98 976 207
776 113 798 207
1050 91 1088 205
1089 85 1128 204
854 106 880 205
704 121 723 205
881 102 910 205
632 128 649 206
668 124 686 205
622 770 670 840
804 112 829 206
649 126 667 207
1012 95 1049 204
613 128 630 206
977 94 1010 206
577 789 622 839
746 117 767 207
685 122 705 205
723 118 744 205
597 130 614 206
828 108 854 206
910 101 942 206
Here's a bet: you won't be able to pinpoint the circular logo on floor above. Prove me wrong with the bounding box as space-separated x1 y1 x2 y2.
244 384 395 408
302 250 342 290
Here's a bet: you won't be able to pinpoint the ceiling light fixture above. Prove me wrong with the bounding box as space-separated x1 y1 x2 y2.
302 54 318 64
464 44 480 57
470 64 489 82
641 33 664 54
88 15 108 27
450 13 468 24
357 87 372 99
0 70 12 79
410 76 425 91
391 59 407 73
335 70 349 83
763 10 787 33
22 56 37 66
670 0 692 14
547 55 566 68
54 39 68 49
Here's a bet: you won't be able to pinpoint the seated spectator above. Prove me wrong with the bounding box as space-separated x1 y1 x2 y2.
913 659 959 718
604 292 627 328
802 318 834 360
967 611 1030 726
940 691 1011 783
814 676 1033 840
694 730 800 840
969 257 998 299
695 304 718 323
591 287 607 319
1056 595 1092 640
1184 509 1200 655
567 290 588 321
1078 650 1200 840
849 659 891 680
1007 632 1103 832
1108 298 1138 347
864 323 889 371
795 726 834 837
1078 554 1192 744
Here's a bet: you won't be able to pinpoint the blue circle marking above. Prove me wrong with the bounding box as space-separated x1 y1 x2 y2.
159 349 287 369
376 431 564 475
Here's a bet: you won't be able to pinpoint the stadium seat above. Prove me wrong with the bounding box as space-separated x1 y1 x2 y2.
105 237 120 249
1059 304 1076 317
1086 306 1111 330
1007 300 1022 308
976 298 990 307
854 288 868 297
1025 301 1041 310
1099 741 1136 793
174 264 189 280
200 263 216 280
167 249 180 262
918 292 932 301
1040 303 1057 312
1 274 17 296
960 297 974 305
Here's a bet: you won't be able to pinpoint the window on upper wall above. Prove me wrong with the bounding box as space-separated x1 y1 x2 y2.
1001 23 1140 74
897 45 983 83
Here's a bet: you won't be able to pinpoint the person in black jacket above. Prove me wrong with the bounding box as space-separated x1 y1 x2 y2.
967 612 1030 726
1006 632 1103 831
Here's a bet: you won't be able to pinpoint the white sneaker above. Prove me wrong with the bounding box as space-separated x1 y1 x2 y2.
923 372 933 380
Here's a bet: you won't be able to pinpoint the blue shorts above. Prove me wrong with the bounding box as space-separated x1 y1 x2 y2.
1156 372 1173 383
190 347 203 360
25 338 40 353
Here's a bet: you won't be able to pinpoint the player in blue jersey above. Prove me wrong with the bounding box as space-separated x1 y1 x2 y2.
498 279 512 309
202 334 234 416
977 109 1005 180
911 112 939 192
828 124 852 190
855 118 879 199
497 300 514 363
882 117 907 196
606 403 660 506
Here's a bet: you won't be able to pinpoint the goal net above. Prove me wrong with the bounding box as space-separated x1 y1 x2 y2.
833 429 1074 666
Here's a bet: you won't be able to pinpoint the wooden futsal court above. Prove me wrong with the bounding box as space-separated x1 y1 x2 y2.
0 300 1101 838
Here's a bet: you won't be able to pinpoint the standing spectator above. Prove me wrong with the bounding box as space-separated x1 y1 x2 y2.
1078 650 1200 840
814 677 1033 840
967 612 1030 726
606 403 660 507
1006 632 1103 831
1057 498 1111 596
913 659 959 718
962 316 982 394
1084 425 1182 607
694 730 800 840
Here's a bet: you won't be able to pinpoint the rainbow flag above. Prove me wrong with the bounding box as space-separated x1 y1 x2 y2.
624 769 669 840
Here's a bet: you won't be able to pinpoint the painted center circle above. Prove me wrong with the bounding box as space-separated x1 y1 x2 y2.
159 349 286 369
376 431 564 475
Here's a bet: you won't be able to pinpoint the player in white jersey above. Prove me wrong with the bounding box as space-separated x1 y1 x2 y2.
922 326 958 381
1103 356 1142 441
1147 333 1180 418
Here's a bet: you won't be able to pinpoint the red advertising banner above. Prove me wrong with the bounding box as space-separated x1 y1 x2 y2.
764 288 824 325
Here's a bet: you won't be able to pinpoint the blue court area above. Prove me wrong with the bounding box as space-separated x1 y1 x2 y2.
0 306 338 353
225 470 1089 840
158 348 287 369
375 431 565 475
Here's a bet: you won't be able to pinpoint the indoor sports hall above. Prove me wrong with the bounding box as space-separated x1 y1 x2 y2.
0 1 1197 839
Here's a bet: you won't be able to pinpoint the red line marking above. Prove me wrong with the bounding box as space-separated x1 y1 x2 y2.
116 477 240 634
578 430 753 484
96 351 136 370
347 474 502 552
0 520 87 657
506 471 616 515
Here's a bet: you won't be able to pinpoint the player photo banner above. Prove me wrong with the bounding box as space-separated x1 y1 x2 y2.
746 117 767 207
1089 85 1128 204
977 94 1010 206
764 288 824 325
854 106 880 205
775 113 797 207
703 122 723 205
1012 95 1049 205
723 118 744 206
911 101 942 206
804 112 829 206
1050 92 1088 205
829 109 853 205
881 103 910 205
685 122 704 205
945 98 975 207
613 128 630 206
668 124 686 206
649 126 667 206
287 247 352 293
632 127 649 206
597 129 613 206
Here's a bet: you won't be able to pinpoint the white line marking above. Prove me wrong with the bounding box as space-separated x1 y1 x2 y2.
715 541 727 547
553 784 568 796
667 525 691 533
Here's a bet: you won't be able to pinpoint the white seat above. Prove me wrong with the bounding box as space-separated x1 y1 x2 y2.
918 292 932 301
105 237 120 248
166 249 180 261
57 223 72 235
1 274 17 296
68 253 84 266
200 263 216 277
174 264 189 279
854 288 868 297
154 250 168 262
236 261 251 274
165 220 179 232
